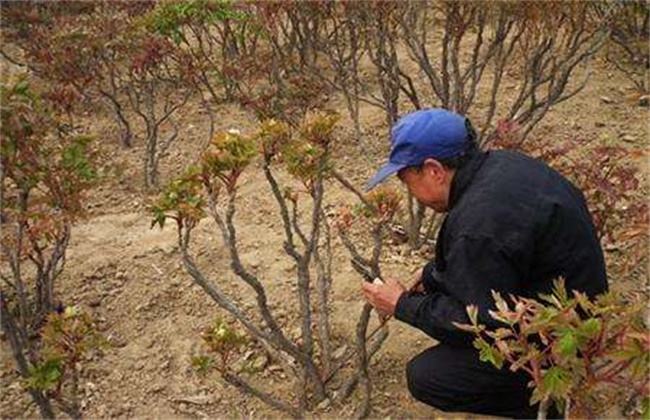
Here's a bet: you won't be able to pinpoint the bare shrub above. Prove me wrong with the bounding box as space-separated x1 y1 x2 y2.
600 0 650 95
0 2 155 147
151 114 398 417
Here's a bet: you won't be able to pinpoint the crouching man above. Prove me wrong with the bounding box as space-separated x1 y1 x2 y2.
362 109 608 418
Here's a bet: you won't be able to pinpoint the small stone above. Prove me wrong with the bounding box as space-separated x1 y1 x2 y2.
600 96 614 104
268 364 283 373
290 327 302 340
280 260 296 273
242 250 261 269
88 297 102 307
621 134 636 142
149 382 166 393
638 95 650 107
85 382 97 392
333 345 348 360
96 404 108 417
252 354 268 371
316 398 331 411
108 334 128 348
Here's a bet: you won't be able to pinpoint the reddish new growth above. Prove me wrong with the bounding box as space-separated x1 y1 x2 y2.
455 279 649 418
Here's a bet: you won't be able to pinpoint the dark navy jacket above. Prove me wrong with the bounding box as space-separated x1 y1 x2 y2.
394 150 608 347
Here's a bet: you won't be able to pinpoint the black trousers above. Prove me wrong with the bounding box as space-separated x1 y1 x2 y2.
406 344 560 419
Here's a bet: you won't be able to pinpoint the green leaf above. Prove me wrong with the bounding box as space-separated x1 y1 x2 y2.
63 305 79 318
641 397 650 420
473 338 504 369
26 359 63 391
14 80 30 95
191 355 214 374
61 136 96 181
577 318 601 339
150 208 166 229
542 366 571 399
556 329 578 358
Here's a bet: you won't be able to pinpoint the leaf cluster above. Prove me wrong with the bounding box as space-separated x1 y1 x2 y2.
192 318 248 374
150 166 205 229
455 279 650 414
27 306 105 392
280 113 339 189
1 78 97 246
146 0 248 44
202 130 257 185
151 112 339 230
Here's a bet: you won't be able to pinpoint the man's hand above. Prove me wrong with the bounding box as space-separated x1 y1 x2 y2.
361 277 406 316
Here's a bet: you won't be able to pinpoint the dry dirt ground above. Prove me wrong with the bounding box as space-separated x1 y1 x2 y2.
1 53 648 419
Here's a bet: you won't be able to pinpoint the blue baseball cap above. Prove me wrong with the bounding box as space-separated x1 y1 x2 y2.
366 108 473 191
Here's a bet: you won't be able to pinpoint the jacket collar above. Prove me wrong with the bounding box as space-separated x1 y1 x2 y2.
448 151 489 209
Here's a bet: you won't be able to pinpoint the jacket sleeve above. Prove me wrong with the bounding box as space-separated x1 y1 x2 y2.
394 235 523 347
421 259 439 294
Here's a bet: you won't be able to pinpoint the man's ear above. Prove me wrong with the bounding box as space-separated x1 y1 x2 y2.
422 158 445 179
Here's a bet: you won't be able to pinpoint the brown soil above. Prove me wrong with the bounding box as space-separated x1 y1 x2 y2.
1 52 648 420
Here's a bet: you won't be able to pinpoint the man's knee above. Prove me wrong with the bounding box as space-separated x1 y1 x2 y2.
405 349 455 412
406 345 543 418
405 354 425 400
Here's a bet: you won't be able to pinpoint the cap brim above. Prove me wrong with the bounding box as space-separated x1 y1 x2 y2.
365 162 406 192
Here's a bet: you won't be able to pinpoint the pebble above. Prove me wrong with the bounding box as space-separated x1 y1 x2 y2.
251 354 268 371
149 382 166 393
333 344 348 359
242 250 261 269
108 334 128 348
280 260 296 273
174 394 214 405
316 398 331 410
600 96 614 104
621 134 636 143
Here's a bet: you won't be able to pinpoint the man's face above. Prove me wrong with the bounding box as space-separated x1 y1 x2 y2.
397 159 453 212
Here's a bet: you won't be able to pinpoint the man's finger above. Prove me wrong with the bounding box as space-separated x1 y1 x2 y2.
384 277 405 289
413 268 424 282
361 287 374 301
361 282 377 293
